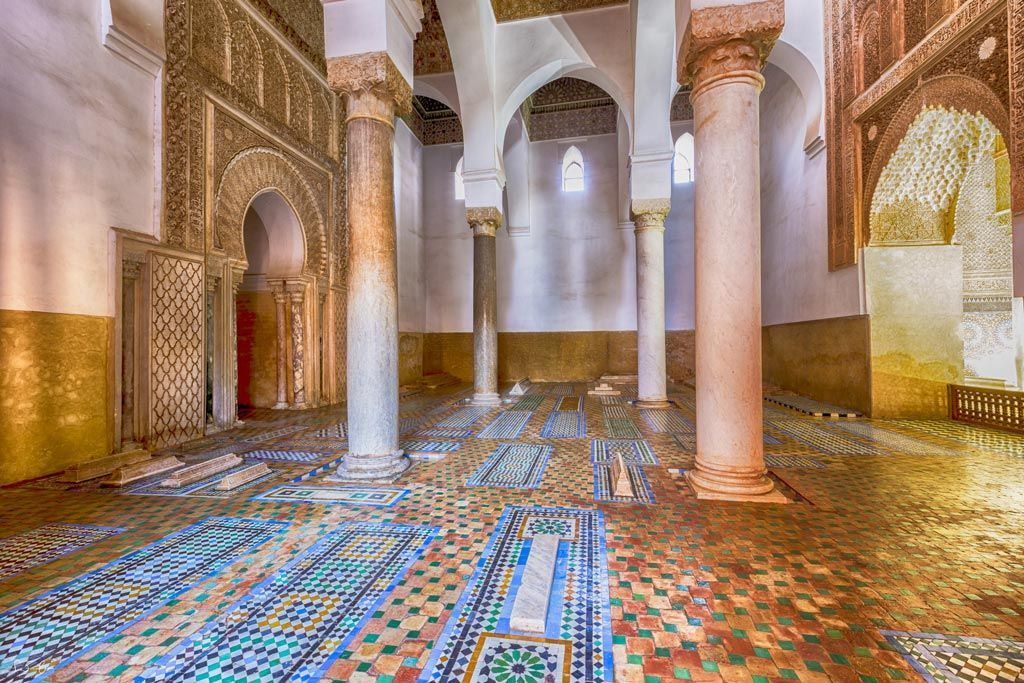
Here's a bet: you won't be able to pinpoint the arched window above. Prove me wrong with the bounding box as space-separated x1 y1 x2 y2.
673 133 695 184
454 156 465 200
561 146 584 192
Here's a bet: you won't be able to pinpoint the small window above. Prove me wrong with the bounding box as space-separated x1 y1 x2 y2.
562 146 584 192
673 133 695 184
454 156 465 200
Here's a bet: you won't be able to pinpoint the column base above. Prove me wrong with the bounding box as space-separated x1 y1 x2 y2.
327 450 412 484
470 392 502 407
685 469 791 504
289 402 308 411
273 402 290 410
634 397 673 409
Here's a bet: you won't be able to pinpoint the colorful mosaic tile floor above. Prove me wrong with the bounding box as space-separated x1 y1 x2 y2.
0 381 1022 682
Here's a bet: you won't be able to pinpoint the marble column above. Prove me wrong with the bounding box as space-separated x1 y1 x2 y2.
681 2 788 502
469 207 502 406
632 200 671 409
273 287 289 409
288 287 307 409
120 258 143 447
327 53 410 481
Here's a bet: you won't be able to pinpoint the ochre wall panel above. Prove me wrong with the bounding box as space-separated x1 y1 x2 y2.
761 315 873 415
423 331 696 383
399 332 424 385
0 309 112 485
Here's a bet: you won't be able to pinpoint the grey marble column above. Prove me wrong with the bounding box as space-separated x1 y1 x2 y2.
632 200 671 409
289 287 307 409
469 207 502 406
327 53 410 481
273 288 289 409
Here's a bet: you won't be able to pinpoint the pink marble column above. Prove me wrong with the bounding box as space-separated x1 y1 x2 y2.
681 2 788 502
327 53 411 481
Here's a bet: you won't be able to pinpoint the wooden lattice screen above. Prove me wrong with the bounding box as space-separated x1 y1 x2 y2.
948 384 1024 434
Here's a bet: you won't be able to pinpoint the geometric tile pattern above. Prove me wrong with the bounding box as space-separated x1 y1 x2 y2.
602 405 629 419
881 631 1024 683
420 506 612 682
251 486 409 507
415 428 475 439
138 523 435 683
594 461 655 504
243 425 305 442
466 444 553 489
605 418 642 439
554 396 583 411
512 395 545 411
242 449 325 462
540 411 586 438
767 419 889 455
275 438 348 451
476 411 533 439
0 523 125 582
290 456 346 483
0 517 284 682
764 454 828 469
639 409 694 434
765 394 861 417
893 419 1024 456
831 421 965 455
312 423 347 438
464 633 571 683
590 439 659 466
400 440 462 453
436 406 493 428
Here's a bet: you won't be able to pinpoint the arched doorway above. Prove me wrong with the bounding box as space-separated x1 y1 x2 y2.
236 191 307 413
864 104 1014 417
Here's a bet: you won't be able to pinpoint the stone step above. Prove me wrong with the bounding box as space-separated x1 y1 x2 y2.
102 456 184 487
160 454 242 488
59 449 151 483
509 534 560 633
214 463 271 491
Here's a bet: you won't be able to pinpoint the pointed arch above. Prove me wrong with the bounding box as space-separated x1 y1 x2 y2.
561 145 584 193
673 133 694 184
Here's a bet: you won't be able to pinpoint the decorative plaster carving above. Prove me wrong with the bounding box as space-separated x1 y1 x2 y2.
327 52 413 120
490 0 625 22
467 207 503 237
213 146 328 278
678 0 785 90
630 199 671 231
414 0 452 75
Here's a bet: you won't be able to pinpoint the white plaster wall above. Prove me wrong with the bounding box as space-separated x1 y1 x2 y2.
395 120 425 333
759 64 861 325
424 134 640 332
666 122 697 330
0 0 159 318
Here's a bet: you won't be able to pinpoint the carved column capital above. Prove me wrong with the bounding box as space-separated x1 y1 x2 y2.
122 257 144 281
467 207 503 237
327 52 412 125
678 0 784 98
631 199 671 233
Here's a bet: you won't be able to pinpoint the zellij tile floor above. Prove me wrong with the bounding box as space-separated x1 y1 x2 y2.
0 381 1021 683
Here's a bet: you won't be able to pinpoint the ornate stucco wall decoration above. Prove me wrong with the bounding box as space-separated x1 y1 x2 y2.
869 106 998 244
213 146 328 277
490 0 625 22
414 0 453 75
823 0 1016 270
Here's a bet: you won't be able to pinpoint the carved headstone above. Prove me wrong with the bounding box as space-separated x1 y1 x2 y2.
610 453 635 498
59 449 151 483
160 454 242 488
214 463 271 491
102 456 184 487
588 383 621 396
509 378 532 396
